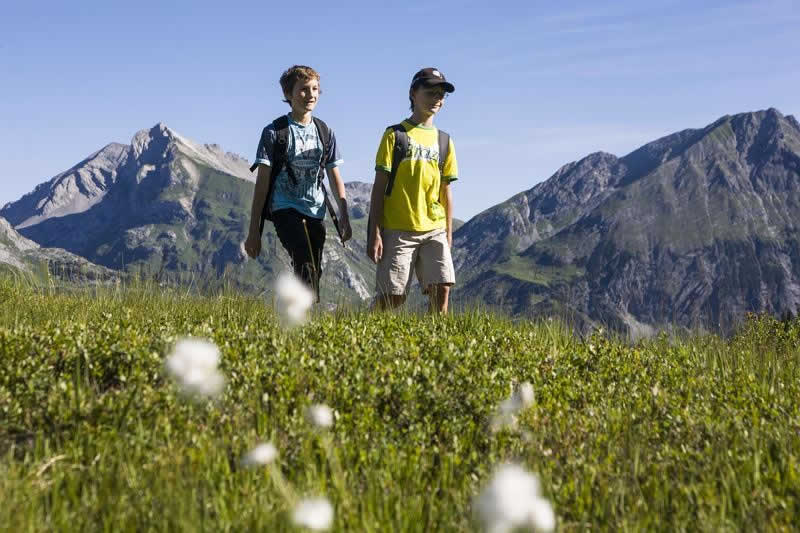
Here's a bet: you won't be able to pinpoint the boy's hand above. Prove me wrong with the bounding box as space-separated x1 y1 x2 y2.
338 199 352 242
368 231 383 263
340 212 353 243
447 229 453 248
244 232 261 258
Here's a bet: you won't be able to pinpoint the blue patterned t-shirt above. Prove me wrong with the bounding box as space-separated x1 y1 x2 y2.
253 114 343 219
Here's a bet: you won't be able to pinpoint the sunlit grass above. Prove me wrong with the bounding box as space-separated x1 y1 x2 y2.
0 274 799 531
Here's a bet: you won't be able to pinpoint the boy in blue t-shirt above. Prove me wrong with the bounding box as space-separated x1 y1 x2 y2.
244 65 352 296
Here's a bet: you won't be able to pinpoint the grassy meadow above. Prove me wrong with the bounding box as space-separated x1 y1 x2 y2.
1 274 799 531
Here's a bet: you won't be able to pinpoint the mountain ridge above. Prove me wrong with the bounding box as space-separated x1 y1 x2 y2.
1 124 373 300
453 108 800 335
3 109 799 333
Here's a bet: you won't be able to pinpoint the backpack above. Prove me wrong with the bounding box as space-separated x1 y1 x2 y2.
384 123 450 196
249 116 332 234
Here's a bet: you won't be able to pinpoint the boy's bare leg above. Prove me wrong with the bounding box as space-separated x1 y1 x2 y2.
376 293 407 310
428 284 450 314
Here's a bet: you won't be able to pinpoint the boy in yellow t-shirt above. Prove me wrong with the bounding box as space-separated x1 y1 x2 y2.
367 68 459 313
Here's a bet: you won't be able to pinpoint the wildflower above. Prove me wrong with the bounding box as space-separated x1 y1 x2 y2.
242 442 278 467
164 338 225 398
306 404 334 429
475 463 555 533
292 497 334 531
514 382 535 408
491 382 535 432
529 497 556 532
275 271 314 326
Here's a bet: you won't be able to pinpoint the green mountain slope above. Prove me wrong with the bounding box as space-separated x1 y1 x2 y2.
1 124 374 301
454 109 800 335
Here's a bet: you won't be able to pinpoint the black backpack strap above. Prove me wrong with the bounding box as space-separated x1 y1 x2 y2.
257 116 290 229
313 117 346 241
272 115 296 185
312 117 332 187
385 124 408 196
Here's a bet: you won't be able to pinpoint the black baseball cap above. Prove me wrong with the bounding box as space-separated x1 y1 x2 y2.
411 67 455 93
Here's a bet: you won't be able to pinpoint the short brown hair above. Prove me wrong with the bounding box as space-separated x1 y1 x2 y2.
279 65 321 104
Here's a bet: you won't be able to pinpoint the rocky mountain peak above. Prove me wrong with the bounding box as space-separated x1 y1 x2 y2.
2 142 130 229
131 123 177 160
129 123 252 181
544 151 622 197
462 107 800 335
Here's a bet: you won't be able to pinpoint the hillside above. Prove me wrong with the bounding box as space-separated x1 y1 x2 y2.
0 216 118 281
5 110 800 332
453 108 800 335
1 124 373 300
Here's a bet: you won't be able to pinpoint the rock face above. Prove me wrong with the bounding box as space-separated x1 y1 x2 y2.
1 124 372 300
7 110 800 330
453 108 800 336
3 143 129 230
0 216 118 281
0 217 39 270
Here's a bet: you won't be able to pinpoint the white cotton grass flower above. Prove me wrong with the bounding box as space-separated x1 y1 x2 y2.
274 271 315 326
292 497 334 531
528 497 556 532
242 442 278 467
475 463 555 533
514 382 535 408
491 382 535 432
306 404 334 429
165 338 225 399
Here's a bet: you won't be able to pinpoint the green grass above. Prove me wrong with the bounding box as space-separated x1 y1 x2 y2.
1 276 799 531
492 255 584 287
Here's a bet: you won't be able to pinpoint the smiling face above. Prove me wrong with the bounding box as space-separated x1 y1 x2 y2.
410 84 448 118
286 78 320 115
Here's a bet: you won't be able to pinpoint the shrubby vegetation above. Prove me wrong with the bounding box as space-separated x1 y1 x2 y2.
1 275 798 531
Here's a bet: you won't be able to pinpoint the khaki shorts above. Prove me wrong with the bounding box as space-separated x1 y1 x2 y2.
376 228 455 296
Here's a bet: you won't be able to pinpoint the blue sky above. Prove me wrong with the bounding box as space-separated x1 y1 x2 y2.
1 0 798 220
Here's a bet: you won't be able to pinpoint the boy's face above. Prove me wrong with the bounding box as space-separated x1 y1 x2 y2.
286 78 320 114
411 84 448 116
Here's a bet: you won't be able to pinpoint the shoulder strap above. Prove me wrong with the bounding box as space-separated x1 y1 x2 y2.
312 117 331 149
312 117 332 186
437 129 450 176
257 116 291 229
385 123 408 196
272 115 291 180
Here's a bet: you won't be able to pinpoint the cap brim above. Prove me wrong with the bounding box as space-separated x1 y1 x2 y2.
415 79 456 93
429 80 455 93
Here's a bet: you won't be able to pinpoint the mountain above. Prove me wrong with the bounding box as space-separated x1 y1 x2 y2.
0 216 118 281
8 110 799 333
1 124 373 300
453 108 800 336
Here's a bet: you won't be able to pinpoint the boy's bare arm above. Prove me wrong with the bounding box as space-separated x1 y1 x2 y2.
440 180 453 248
368 170 389 263
326 166 352 241
244 164 272 258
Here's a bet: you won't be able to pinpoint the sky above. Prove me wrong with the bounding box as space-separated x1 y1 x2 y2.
1 0 798 221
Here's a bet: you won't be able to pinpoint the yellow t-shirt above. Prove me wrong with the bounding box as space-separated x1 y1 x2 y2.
375 120 458 231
